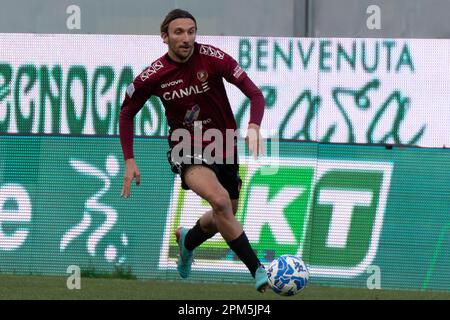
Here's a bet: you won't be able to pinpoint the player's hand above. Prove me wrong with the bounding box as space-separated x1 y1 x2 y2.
121 158 141 198
245 123 265 159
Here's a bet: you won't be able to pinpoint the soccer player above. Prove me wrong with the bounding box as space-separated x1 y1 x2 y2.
120 9 268 292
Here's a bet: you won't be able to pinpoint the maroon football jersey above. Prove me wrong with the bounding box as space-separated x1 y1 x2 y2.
120 42 264 160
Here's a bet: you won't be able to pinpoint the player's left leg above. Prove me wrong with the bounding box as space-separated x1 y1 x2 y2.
180 165 268 292
177 199 237 259
189 199 238 236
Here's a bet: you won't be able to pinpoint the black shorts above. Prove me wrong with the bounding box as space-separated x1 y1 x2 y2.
167 148 242 200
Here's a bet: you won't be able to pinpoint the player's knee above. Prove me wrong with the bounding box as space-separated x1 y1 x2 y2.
210 194 232 215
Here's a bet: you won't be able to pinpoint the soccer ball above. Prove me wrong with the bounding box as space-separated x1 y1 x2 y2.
267 255 309 296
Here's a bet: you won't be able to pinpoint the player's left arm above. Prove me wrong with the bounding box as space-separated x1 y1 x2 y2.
236 77 265 158
220 53 266 157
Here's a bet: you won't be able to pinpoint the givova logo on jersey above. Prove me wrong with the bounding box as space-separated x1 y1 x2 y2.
159 158 392 278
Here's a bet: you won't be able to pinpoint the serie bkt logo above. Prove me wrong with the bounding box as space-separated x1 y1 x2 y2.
159 158 392 278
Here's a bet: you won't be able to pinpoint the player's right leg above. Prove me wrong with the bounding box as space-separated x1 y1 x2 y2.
175 199 237 273
182 165 268 292
174 208 227 279
175 226 195 279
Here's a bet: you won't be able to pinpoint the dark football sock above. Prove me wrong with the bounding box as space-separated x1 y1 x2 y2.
184 220 216 251
227 232 261 278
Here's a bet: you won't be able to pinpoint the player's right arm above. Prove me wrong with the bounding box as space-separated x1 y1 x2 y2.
119 74 153 198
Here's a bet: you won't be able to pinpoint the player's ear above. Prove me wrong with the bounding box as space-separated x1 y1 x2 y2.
161 33 168 44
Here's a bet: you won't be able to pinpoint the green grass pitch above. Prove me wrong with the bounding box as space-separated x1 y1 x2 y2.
0 275 449 300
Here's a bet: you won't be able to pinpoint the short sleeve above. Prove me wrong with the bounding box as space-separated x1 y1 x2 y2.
123 68 154 109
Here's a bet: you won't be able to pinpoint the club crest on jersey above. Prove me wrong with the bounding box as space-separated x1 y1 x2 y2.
140 60 164 81
199 45 224 59
197 70 208 82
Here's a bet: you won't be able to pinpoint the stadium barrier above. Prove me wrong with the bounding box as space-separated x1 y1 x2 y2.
0 136 449 291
